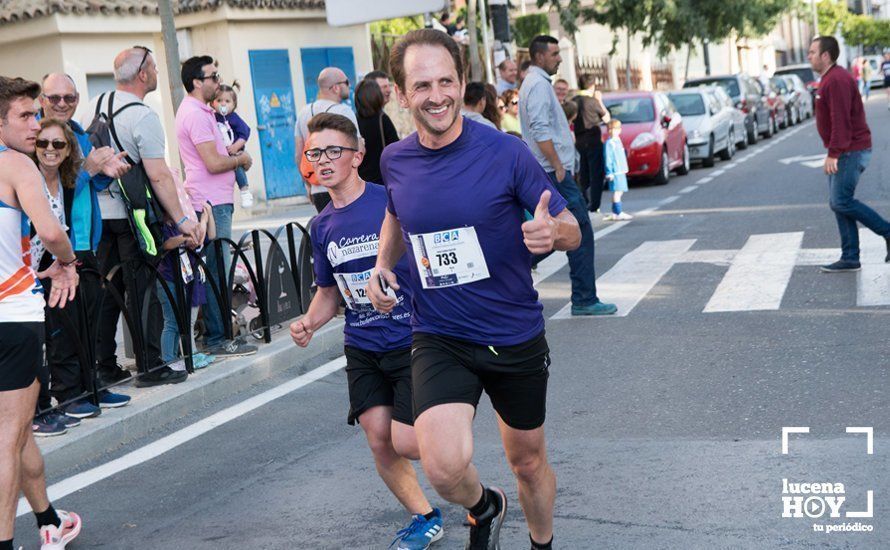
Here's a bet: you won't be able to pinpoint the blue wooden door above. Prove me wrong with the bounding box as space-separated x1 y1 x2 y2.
299 47 357 108
249 49 302 199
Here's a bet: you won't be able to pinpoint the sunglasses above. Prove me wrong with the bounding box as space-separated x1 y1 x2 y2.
134 45 152 73
304 145 358 162
336 80 350 88
43 94 78 105
36 139 68 150
511 99 519 105
198 72 221 83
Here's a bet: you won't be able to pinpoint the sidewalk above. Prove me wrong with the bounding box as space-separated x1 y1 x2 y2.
37 321 345 474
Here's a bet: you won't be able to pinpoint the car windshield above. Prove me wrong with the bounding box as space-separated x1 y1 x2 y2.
687 78 740 98
775 67 816 84
770 78 788 92
669 94 706 116
603 97 655 123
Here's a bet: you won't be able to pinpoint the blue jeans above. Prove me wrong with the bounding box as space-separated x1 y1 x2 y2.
202 203 234 348
539 171 599 306
828 150 890 262
156 280 180 363
235 166 248 190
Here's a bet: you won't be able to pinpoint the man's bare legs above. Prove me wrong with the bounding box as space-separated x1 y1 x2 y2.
414 403 483 507
497 416 556 544
0 380 40 541
358 406 432 515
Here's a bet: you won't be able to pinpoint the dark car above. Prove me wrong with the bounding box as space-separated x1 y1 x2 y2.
683 74 771 145
756 79 786 132
774 64 820 98
771 75 802 126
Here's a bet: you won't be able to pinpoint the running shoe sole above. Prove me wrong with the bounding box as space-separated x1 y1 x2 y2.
40 511 81 550
99 400 130 409
487 487 507 550
820 266 861 273
398 527 444 550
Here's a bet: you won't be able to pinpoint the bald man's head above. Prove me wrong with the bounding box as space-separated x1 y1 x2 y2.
40 72 79 122
317 67 350 101
114 46 158 94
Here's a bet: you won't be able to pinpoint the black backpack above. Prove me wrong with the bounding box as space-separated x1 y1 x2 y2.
87 91 166 261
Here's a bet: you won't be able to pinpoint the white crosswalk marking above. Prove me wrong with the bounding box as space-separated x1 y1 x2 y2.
703 232 804 312
549 229 890 320
551 239 695 319
857 230 890 307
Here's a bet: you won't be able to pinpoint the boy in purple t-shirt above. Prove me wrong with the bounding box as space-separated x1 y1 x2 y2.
288 113 444 549
367 30 581 550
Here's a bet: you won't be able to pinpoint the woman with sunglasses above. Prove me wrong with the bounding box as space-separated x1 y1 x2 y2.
27 119 84 436
500 89 522 135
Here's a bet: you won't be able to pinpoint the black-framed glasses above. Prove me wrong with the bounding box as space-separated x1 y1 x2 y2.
304 145 358 162
336 79 350 87
43 94 78 105
134 45 153 73
198 72 221 83
36 139 68 150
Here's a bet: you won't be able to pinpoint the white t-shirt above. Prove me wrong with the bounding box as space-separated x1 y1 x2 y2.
30 176 66 271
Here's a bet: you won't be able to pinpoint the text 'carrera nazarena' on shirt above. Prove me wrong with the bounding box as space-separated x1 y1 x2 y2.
380 117 568 347
311 182 413 352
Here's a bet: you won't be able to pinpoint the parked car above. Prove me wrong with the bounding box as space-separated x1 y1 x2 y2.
707 86 748 151
755 79 785 133
780 74 814 120
601 91 689 185
770 76 799 126
684 74 770 145
863 55 886 89
668 88 736 167
774 64 820 99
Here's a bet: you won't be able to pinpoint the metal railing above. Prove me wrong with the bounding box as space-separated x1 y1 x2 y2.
38 219 314 415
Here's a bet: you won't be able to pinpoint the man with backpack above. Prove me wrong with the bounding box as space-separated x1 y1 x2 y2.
85 46 201 388
294 67 360 213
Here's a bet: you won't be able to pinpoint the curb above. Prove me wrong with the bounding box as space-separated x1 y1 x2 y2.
38 321 345 474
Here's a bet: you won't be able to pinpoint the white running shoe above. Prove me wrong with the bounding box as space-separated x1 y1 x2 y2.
603 213 618 221
40 510 81 550
240 190 254 208
616 212 633 220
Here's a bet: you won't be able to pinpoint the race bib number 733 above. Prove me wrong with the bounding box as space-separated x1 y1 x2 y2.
410 227 490 289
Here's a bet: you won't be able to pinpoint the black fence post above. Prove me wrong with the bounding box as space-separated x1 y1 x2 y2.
251 230 271 344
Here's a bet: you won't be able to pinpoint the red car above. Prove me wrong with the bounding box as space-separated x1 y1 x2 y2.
601 91 689 185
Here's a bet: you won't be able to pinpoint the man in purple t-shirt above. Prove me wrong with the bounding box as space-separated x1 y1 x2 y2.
367 30 581 550
175 55 255 357
289 113 444 549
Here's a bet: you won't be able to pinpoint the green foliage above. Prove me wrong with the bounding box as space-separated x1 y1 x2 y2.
370 16 423 36
816 0 849 36
842 14 890 48
514 13 551 49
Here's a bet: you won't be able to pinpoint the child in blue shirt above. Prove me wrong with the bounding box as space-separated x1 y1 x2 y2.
213 83 253 208
604 119 632 220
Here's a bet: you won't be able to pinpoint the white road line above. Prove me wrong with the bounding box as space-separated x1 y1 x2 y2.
697 176 714 184
551 239 696 319
17 356 349 517
724 162 738 169
857 230 890 307
710 169 725 176
679 185 698 194
679 249 737 266
660 196 680 206
704 232 804 312
796 248 838 266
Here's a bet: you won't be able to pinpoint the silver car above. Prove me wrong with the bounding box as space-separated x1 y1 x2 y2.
781 74 814 120
707 86 748 151
668 88 737 167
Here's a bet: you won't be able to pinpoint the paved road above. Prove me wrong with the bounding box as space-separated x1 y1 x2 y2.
16 98 890 549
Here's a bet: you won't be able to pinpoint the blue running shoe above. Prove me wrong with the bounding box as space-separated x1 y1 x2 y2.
46 411 81 429
33 414 67 437
390 508 444 550
63 399 101 418
99 391 131 409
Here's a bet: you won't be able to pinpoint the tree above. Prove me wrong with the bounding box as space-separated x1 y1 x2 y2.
514 13 550 50
816 0 849 37
369 16 424 36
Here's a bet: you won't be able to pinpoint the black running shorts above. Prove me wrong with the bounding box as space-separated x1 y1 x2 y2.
411 331 550 430
344 346 414 426
0 322 44 392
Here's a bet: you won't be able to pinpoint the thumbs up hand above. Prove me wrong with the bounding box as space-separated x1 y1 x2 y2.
522 190 558 254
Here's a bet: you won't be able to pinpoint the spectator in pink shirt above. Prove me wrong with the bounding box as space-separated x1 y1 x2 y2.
175 55 256 357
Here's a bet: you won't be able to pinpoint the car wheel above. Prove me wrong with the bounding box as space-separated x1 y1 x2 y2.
702 135 716 167
719 130 735 161
736 125 749 149
747 117 759 145
676 142 690 175
763 115 774 138
653 148 670 185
